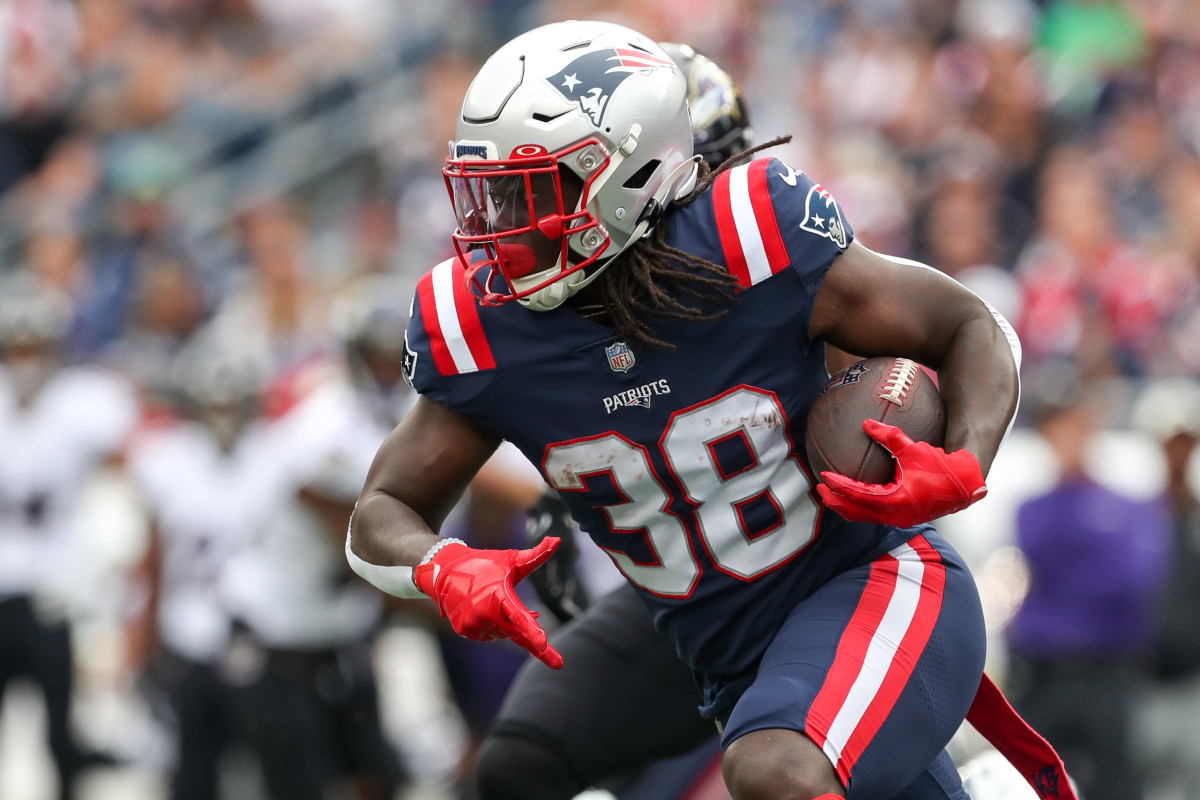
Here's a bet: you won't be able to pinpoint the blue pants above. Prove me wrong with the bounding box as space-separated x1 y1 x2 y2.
720 531 985 799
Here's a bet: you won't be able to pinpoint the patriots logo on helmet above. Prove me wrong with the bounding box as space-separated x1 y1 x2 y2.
548 48 674 127
800 182 848 249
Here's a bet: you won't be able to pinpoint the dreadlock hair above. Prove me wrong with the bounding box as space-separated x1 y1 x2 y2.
591 135 794 349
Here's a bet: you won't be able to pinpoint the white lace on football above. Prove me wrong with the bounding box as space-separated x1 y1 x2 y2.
879 358 920 406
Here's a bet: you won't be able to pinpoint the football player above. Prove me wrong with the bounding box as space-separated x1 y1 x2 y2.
126 341 284 800
215 282 412 800
0 273 138 800
346 21 1069 800
477 42 753 800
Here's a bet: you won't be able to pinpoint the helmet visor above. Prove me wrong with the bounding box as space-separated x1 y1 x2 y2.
443 141 607 305
447 161 562 237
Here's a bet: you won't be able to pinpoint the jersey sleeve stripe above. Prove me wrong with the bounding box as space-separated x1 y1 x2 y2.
416 269 457 376
728 166 774 286
430 261 478 373
807 534 947 784
712 169 752 288
450 259 496 371
715 163 790 289
747 158 790 274
421 259 496 376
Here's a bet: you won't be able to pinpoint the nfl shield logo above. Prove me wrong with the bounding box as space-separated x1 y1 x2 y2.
605 341 635 373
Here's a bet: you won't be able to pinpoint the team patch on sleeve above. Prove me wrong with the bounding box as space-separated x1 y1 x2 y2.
415 258 497 376
799 181 849 249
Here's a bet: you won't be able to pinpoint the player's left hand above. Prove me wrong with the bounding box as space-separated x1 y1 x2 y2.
816 420 987 528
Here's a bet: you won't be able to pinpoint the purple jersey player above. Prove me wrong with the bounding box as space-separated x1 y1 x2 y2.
346 20 1071 800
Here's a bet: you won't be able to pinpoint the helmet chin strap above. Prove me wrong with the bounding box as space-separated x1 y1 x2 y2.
516 153 701 312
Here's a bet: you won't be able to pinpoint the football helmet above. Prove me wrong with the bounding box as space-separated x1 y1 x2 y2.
0 272 73 401
329 275 414 426
444 20 697 310
170 337 264 450
659 43 753 168
0 272 73 351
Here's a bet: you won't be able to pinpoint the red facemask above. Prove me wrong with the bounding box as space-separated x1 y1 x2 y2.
443 140 609 305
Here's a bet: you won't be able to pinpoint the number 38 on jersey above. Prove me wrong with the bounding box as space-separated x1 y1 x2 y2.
542 386 820 597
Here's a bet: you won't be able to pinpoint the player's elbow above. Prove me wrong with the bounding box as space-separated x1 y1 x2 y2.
346 490 398 564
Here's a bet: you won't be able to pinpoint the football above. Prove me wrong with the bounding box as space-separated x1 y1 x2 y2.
805 357 946 486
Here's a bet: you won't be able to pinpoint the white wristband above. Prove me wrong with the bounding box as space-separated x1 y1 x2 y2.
344 515 464 600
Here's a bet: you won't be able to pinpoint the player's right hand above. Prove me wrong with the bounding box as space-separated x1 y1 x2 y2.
817 420 987 528
414 539 564 669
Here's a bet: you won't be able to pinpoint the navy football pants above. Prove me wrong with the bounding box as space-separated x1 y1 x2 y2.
720 531 985 799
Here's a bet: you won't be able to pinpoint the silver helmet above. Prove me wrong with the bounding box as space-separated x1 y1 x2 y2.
170 336 265 451
444 20 698 311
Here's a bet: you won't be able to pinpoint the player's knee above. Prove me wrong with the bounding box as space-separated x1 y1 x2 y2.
722 729 843 800
476 733 583 800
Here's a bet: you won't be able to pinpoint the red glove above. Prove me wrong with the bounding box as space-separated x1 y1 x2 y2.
816 419 988 528
414 538 564 669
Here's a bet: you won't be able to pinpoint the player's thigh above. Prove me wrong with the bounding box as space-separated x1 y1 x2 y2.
890 750 968 800
487 584 715 783
722 530 984 800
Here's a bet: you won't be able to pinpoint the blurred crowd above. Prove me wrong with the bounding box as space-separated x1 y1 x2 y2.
1 0 1200 799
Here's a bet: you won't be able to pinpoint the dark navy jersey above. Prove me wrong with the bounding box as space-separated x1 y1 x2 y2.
404 157 924 681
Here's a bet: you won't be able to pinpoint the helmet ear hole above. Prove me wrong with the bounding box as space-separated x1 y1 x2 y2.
623 159 661 190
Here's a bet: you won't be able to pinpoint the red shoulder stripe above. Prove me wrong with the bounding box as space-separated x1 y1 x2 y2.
747 158 789 274
417 258 496 376
713 169 752 288
450 258 496 371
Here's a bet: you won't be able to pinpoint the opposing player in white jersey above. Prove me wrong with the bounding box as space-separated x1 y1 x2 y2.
0 273 139 800
126 341 292 800
219 277 411 800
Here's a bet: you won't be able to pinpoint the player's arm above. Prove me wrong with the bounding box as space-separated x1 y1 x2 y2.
125 521 163 676
350 396 499 565
347 395 564 667
298 488 358 563
808 241 1020 525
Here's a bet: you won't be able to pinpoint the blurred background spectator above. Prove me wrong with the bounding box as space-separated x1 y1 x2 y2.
0 0 1199 798
1131 379 1200 800
1002 367 1170 800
